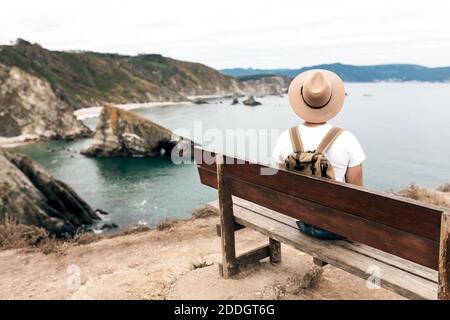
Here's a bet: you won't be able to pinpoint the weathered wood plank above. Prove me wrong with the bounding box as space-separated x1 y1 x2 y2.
269 238 281 265
232 197 438 283
207 200 438 300
216 222 245 237
237 245 270 267
438 212 450 300
216 155 238 278
200 167 439 270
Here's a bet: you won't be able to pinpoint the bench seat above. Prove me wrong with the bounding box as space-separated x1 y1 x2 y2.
207 197 438 300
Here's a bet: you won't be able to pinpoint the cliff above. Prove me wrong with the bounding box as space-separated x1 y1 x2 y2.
0 148 100 235
0 63 91 141
82 105 189 157
0 40 248 109
240 75 291 95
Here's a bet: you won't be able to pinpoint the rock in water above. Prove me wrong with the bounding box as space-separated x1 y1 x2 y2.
243 96 262 106
0 63 91 140
191 98 208 104
231 97 239 105
0 148 100 235
82 105 187 157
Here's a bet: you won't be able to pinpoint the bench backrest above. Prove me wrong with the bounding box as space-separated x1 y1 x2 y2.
195 148 446 270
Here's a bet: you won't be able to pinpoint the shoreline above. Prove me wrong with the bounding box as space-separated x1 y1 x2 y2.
0 134 41 148
74 101 194 120
0 95 227 148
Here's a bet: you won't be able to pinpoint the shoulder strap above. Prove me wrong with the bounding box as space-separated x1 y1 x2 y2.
315 127 344 155
288 126 304 153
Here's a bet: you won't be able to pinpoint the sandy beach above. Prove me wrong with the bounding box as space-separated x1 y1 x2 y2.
0 134 41 148
74 101 194 120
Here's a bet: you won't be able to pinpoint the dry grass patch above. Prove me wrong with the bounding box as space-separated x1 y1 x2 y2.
0 215 50 250
192 206 217 219
156 218 178 231
396 183 450 207
117 224 151 236
438 183 450 193
0 215 101 255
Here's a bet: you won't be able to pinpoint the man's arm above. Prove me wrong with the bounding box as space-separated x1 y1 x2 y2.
345 164 364 186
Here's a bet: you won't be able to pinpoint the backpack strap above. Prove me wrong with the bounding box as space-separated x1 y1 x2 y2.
288 126 304 153
315 127 344 155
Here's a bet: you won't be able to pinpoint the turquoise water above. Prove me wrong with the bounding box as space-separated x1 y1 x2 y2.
13 83 450 228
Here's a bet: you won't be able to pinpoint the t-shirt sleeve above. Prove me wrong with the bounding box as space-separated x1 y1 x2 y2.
344 131 366 167
272 131 288 165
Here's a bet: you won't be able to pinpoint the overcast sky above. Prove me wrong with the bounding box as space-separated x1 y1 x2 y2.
1 0 450 69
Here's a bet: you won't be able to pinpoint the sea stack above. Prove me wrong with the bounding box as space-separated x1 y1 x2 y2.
243 96 262 106
82 105 189 157
0 148 100 235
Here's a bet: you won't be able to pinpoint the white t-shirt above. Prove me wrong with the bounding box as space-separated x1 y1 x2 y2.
272 123 366 182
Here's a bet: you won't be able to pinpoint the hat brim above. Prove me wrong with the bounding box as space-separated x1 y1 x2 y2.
288 69 345 123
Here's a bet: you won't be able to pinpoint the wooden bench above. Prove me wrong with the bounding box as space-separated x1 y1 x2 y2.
194 147 450 300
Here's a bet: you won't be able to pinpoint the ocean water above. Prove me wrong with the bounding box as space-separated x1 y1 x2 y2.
13 83 450 229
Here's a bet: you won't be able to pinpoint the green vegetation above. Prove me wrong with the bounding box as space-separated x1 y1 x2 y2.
0 40 241 109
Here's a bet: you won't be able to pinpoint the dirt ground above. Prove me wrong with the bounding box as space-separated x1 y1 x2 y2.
0 215 403 300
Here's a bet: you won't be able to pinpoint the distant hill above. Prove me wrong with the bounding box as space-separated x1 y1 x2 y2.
221 63 450 82
0 39 247 109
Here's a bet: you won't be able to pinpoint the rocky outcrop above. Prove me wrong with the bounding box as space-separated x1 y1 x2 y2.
0 63 91 141
0 41 249 108
0 148 100 235
82 105 189 157
243 96 262 106
241 76 292 96
0 41 292 110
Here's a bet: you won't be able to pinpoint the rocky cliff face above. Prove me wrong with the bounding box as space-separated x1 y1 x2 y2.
0 148 100 235
0 41 248 109
82 105 188 157
240 76 292 96
0 40 285 109
0 63 91 140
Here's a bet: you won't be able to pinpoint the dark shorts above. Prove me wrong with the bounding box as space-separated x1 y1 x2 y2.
297 221 346 240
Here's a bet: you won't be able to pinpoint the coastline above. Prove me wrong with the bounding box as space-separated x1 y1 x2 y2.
0 96 223 148
0 134 41 148
74 101 194 120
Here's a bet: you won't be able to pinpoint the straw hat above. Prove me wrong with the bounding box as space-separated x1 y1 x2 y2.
288 69 345 123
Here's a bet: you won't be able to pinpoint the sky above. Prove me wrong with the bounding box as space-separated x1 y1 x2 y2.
1 0 450 69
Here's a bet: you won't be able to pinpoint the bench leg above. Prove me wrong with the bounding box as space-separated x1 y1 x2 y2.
217 155 238 279
269 238 281 265
438 211 450 300
313 257 328 267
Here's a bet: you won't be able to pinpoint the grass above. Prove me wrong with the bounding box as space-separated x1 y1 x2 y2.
438 183 450 193
190 255 213 270
0 215 50 250
191 261 214 270
396 183 450 207
192 207 217 219
156 218 177 231
0 215 100 255
0 41 234 108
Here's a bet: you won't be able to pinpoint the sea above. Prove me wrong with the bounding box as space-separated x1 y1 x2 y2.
12 82 450 229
